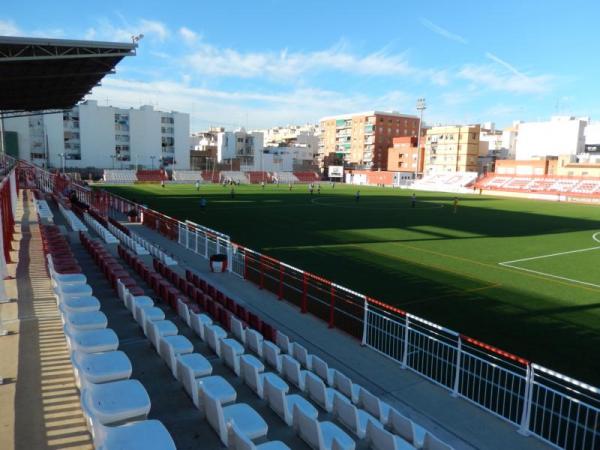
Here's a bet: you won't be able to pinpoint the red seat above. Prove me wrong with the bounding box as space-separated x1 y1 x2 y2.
236 305 249 323
186 270 193 283
225 297 237 313
167 287 180 308
206 299 217 318
215 291 225 306
248 312 262 331
261 322 276 342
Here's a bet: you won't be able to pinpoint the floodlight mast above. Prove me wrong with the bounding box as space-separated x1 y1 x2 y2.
415 98 426 180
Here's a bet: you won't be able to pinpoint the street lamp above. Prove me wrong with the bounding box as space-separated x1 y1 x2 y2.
110 154 116 169
415 98 426 180
150 156 156 169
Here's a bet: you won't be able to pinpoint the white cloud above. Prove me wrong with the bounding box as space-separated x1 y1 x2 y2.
84 17 169 43
184 41 423 82
420 18 468 44
179 27 199 44
458 56 553 94
0 19 21 35
87 78 412 129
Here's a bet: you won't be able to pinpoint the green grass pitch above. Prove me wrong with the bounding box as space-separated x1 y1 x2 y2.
104 183 600 385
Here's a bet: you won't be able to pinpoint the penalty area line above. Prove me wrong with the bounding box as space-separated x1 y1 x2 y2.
498 262 600 289
499 245 600 265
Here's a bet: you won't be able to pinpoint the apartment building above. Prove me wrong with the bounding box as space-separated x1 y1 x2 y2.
4 100 190 169
424 125 481 175
216 128 264 168
386 136 424 174
515 116 586 160
319 111 420 170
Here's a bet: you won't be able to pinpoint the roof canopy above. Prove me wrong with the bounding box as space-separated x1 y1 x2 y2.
0 36 136 113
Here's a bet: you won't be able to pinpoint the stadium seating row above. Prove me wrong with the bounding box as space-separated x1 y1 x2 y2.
103 170 137 184
136 170 167 182
113 239 453 450
58 201 87 232
476 174 600 197
222 171 250 184
412 172 478 193
83 212 118 244
40 224 176 450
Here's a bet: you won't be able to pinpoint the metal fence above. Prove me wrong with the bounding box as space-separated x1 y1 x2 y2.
92 187 600 450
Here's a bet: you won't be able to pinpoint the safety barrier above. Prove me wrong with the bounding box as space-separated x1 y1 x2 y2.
28 166 600 450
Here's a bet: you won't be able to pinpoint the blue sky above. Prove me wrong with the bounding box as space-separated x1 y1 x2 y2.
2 1 599 130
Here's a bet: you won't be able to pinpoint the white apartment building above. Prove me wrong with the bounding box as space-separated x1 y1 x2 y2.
216 129 264 168
260 124 320 147
479 122 517 159
4 100 190 170
515 116 587 160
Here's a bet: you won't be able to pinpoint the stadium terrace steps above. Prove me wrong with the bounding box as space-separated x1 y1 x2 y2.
476 174 600 197
172 170 203 182
222 171 250 184
411 172 478 193
136 169 168 182
120 217 552 450
294 172 320 183
103 169 137 184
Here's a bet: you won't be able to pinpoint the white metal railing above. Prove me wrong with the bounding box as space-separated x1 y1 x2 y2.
364 305 599 450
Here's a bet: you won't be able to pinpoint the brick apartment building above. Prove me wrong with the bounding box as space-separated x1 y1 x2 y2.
319 111 420 170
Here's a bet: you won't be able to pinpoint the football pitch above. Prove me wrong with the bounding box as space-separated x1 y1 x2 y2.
104 183 600 385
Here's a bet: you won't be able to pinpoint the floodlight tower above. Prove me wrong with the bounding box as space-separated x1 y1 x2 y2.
415 98 426 180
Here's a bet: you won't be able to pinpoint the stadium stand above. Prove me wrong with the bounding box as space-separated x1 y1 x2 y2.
136 169 168 182
476 174 600 198
40 223 177 449
201 171 221 183
221 171 250 184
293 172 320 183
411 172 478 193
103 169 137 184
246 171 272 184
272 172 299 184
172 170 203 183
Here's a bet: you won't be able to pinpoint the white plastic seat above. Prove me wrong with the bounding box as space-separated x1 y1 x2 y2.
306 372 336 412
194 375 237 414
132 296 154 322
292 342 312 370
51 272 86 285
312 355 334 386
333 392 381 439
231 316 246 344
141 307 165 336
240 354 288 399
205 324 227 357
221 338 246 376
281 354 308 391
80 379 151 426
93 419 176 450
71 350 132 388
231 423 291 450
357 388 391 425
276 331 291 354
55 283 93 302
159 334 194 377
65 327 119 354
264 376 318 427
204 390 268 447
422 432 453 450
176 352 213 400
117 279 127 302
293 404 355 450
245 329 264 357
190 313 212 340
388 408 426 448
262 340 282 373
147 320 178 349
59 296 101 314
64 310 108 331
332 370 361 404
177 298 191 326
365 420 415 450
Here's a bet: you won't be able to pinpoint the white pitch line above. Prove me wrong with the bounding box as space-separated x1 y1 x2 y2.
498 262 600 289
500 245 600 265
